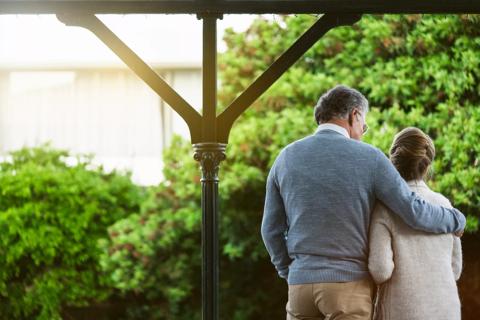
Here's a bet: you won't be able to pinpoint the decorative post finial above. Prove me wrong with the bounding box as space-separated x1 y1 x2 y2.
193 143 227 181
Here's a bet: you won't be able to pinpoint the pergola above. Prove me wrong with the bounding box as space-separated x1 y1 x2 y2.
1 1 479 319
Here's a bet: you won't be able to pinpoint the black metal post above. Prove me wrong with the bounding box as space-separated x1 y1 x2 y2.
195 13 223 320
193 143 226 320
201 14 219 142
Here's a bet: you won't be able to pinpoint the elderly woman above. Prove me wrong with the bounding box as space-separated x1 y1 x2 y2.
368 127 462 320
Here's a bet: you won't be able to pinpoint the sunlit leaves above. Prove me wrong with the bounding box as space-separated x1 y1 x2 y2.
0 145 144 319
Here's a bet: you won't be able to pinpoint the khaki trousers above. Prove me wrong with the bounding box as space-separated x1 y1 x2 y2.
286 278 375 320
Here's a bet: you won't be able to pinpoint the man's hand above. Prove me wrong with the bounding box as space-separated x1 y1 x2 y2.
454 229 464 238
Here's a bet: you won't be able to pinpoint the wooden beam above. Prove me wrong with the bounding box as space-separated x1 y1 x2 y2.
0 0 480 14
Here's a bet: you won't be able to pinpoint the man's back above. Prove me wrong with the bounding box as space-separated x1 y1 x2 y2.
273 129 379 284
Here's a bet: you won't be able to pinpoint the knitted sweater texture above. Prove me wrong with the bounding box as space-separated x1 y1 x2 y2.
369 180 462 320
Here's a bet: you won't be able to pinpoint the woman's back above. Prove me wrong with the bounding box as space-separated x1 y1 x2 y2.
369 180 462 320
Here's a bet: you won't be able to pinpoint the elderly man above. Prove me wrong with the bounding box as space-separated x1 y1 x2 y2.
261 85 465 320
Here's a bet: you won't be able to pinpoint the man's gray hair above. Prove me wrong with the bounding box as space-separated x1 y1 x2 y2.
313 85 369 124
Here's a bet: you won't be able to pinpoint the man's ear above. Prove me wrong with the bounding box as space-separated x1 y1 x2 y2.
349 108 361 126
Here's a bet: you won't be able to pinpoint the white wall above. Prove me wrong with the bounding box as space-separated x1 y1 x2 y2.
0 68 202 185
0 14 255 185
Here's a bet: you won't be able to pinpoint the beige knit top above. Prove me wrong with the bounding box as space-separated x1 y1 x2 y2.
368 180 462 320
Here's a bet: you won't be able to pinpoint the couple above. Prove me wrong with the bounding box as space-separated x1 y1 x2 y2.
261 85 465 320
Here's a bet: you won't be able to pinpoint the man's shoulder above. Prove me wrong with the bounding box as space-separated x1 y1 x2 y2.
279 134 315 153
343 138 384 160
272 136 312 164
282 134 383 158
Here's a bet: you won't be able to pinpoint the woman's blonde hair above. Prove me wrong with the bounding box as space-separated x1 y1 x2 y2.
389 127 435 181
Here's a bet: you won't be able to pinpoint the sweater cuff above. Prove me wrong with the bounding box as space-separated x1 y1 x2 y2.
278 267 289 279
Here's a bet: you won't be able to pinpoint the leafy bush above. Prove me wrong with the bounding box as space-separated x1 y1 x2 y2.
0 145 145 320
97 137 204 319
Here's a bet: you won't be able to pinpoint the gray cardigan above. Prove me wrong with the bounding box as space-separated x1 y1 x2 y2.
261 129 465 285
369 180 462 320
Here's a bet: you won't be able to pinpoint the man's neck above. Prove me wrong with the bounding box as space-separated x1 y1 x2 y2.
317 121 350 139
326 119 349 132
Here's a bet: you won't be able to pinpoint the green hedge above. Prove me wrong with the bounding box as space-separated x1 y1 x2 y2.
0 146 145 320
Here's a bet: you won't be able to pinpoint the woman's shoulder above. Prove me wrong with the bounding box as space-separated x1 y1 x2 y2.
408 180 453 208
430 191 453 208
371 181 453 232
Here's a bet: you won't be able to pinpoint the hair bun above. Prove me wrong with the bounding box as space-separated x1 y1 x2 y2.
389 127 435 181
